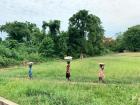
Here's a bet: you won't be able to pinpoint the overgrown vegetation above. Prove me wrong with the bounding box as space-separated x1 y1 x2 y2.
0 9 140 67
0 53 140 105
0 10 105 67
104 25 140 52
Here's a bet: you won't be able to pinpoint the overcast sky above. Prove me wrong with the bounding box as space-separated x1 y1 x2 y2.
0 0 140 38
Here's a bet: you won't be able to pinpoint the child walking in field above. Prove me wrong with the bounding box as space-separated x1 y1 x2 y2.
28 62 33 79
98 63 105 83
66 61 71 81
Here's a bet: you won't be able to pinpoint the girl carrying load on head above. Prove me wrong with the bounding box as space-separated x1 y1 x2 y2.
66 61 71 81
98 63 105 83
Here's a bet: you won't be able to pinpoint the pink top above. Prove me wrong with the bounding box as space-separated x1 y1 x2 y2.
98 70 104 78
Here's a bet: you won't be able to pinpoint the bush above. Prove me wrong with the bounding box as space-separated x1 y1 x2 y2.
0 45 12 58
39 37 55 57
27 53 44 62
0 57 19 67
10 49 24 60
7 40 19 49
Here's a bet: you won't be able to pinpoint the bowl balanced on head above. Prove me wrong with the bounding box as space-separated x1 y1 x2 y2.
64 56 72 62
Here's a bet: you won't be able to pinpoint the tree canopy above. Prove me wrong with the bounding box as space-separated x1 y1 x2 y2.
0 21 44 45
0 9 140 67
123 25 140 51
0 9 107 67
68 10 104 57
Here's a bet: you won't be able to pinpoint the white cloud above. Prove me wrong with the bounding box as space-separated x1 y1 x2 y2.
0 0 140 38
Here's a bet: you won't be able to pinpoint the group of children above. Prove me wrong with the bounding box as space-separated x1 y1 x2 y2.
65 61 105 82
28 61 105 83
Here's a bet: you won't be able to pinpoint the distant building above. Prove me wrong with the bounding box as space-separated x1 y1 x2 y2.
103 37 114 43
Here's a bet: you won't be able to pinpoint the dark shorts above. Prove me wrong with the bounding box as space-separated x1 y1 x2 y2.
66 73 70 78
99 77 103 81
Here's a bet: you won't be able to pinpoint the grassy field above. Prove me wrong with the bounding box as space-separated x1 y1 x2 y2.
0 53 140 105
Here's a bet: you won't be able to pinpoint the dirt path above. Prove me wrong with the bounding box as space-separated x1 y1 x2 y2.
10 77 140 86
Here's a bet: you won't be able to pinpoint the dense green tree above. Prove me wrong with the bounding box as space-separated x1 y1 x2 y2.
0 21 43 47
42 21 48 36
55 31 68 57
30 28 44 46
42 20 60 38
42 20 61 56
114 32 125 52
6 40 18 49
48 20 60 39
39 37 54 57
68 10 104 57
0 21 31 42
0 10 106 64
68 27 86 57
87 14 104 55
123 25 140 51
25 22 44 45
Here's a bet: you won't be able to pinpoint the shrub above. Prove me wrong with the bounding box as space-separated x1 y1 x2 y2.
39 37 55 57
27 53 44 62
0 57 19 67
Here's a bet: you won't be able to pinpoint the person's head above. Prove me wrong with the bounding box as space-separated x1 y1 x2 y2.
28 62 33 67
67 61 70 64
28 62 33 65
99 63 105 70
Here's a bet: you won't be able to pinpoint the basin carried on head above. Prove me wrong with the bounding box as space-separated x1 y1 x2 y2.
64 56 72 62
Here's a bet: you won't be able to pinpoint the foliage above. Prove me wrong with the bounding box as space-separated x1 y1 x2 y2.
0 21 43 45
30 28 44 46
4 40 19 49
27 53 44 62
0 10 116 66
0 56 19 67
123 25 140 51
113 25 140 52
68 27 85 57
54 31 68 57
0 37 2 42
68 10 104 57
0 42 44 67
48 20 60 39
0 21 31 42
42 20 60 39
39 37 55 57
114 33 125 52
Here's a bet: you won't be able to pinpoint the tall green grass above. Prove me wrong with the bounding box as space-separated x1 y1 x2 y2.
0 53 140 105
